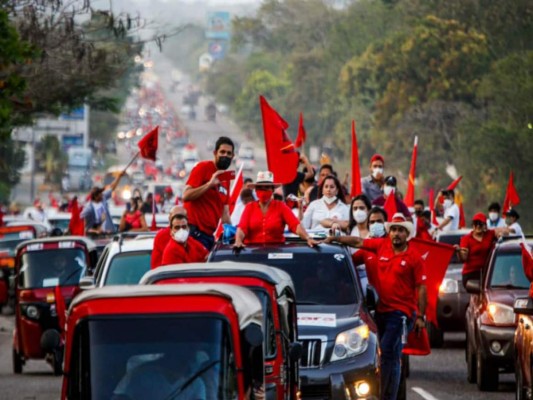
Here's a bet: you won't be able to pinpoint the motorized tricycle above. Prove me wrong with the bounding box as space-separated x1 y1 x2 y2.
12 236 98 375
141 261 302 400
61 283 265 399
0 225 37 312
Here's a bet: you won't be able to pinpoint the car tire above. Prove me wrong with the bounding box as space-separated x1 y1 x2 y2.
476 350 498 391
428 322 444 348
13 348 23 374
466 338 477 384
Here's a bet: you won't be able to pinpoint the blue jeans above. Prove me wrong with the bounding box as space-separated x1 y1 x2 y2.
375 311 413 400
189 225 215 251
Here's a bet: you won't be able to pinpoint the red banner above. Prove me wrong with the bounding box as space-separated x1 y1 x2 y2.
68 197 84 236
350 120 362 197
260 96 299 184
404 136 418 207
383 192 397 221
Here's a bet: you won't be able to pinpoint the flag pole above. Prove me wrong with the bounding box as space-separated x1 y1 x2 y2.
122 151 140 173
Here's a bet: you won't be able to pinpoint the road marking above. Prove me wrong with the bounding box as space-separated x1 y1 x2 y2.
412 387 440 400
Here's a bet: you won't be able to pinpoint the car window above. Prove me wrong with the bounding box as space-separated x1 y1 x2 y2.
489 252 529 289
212 250 358 305
104 251 152 285
253 290 277 359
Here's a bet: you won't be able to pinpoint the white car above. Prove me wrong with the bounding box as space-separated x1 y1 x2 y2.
80 235 155 289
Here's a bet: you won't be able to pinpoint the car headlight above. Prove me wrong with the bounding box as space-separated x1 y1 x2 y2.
481 302 515 326
330 324 369 362
22 304 41 320
439 278 459 294
122 189 132 200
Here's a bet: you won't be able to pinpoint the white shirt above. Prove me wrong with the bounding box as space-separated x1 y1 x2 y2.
508 222 523 237
301 198 349 231
443 203 460 231
23 207 48 223
487 218 506 229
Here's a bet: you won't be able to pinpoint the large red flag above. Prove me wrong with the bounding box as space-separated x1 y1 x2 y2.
383 192 398 222
294 112 306 149
503 171 520 213
447 176 462 191
259 96 299 184
409 238 455 327
404 136 418 207
138 126 159 161
68 197 84 236
350 120 362 197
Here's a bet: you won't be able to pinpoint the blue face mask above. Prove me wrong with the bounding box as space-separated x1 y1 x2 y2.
369 222 386 238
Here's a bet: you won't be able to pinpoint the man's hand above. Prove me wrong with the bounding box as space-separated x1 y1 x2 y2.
208 170 226 188
306 237 320 247
414 317 426 335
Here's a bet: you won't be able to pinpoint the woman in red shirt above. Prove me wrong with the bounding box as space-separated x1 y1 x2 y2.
457 212 502 288
119 196 148 232
234 171 319 247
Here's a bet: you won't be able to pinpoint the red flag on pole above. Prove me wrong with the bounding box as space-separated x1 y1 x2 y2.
447 176 462 191
54 285 66 338
383 192 398 222
294 112 306 149
503 171 520 214
138 126 159 161
350 120 362 197
259 96 299 184
214 164 244 240
68 197 84 235
404 136 418 207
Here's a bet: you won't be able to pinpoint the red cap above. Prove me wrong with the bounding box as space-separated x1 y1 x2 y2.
472 212 487 224
164 186 173 194
370 154 384 165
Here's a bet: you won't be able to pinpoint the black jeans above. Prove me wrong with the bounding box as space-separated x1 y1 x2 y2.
189 224 215 251
462 270 481 289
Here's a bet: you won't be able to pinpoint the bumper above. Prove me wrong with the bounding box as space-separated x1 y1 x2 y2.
478 324 516 371
437 290 469 331
300 352 379 400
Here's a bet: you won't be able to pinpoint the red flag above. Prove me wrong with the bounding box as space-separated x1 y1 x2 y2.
54 285 66 338
383 192 397 222
428 189 438 226
137 126 159 161
68 198 84 236
404 136 418 207
350 120 362 197
214 164 244 240
520 243 533 298
403 328 431 356
447 176 462 191
294 112 306 149
409 238 455 327
259 96 299 184
503 171 520 213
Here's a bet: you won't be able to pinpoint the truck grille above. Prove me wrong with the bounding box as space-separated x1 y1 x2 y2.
300 337 326 368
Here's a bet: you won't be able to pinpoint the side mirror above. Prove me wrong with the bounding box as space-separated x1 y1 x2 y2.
465 280 481 294
514 298 533 315
366 284 377 312
79 276 95 290
289 342 302 361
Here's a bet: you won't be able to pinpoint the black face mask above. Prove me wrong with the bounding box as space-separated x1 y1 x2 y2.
415 210 422 216
216 156 232 170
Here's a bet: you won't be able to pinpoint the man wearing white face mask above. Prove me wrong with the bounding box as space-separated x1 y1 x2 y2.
372 176 412 220
435 189 460 232
487 202 506 229
159 213 208 267
362 154 386 202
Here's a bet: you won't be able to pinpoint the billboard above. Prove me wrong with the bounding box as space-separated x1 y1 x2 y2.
208 40 228 60
60 106 85 121
206 11 231 40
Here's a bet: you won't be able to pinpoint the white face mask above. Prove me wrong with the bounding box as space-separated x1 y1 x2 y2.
372 167 384 179
369 222 386 237
353 209 368 224
443 199 452 209
173 228 189 243
488 212 499 222
383 186 394 197
323 195 337 205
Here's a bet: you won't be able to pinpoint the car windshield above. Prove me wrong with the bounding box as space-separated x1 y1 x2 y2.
0 229 34 257
48 219 70 232
104 251 152 285
20 248 86 288
489 253 530 289
212 250 358 305
80 317 236 400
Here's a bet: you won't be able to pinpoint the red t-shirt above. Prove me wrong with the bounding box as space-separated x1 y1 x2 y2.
184 161 229 235
151 227 171 269
124 210 142 229
415 218 433 241
362 238 427 316
160 236 209 266
460 230 496 275
352 250 380 293
238 200 300 244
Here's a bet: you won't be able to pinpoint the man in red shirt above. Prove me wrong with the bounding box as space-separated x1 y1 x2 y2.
151 206 186 269
326 212 427 400
183 136 234 250
159 212 208 266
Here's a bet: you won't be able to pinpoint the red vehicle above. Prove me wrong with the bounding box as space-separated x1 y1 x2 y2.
12 236 98 375
61 284 265 399
141 261 302 400
0 225 37 311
